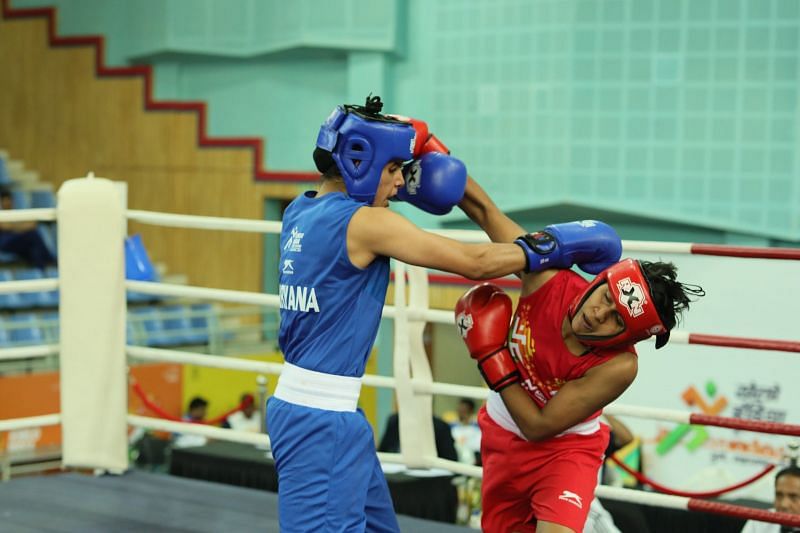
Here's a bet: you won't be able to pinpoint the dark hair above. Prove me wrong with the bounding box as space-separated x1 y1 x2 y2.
313 94 400 179
459 398 476 411
641 261 705 331
313 147 340 178
776 465 800 485
0 189 11 201
188 397 208 410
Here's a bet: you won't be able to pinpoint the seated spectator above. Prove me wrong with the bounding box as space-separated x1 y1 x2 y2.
741 465 800 533
223 393 262 433
173 396 209 448
450 398 481 465
0 189 56 269
378 410 458 462
601 413 639 487
184 396 208 423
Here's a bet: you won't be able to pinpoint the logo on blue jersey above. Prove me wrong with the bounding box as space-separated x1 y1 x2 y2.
279 284 320 313
284 227 304 253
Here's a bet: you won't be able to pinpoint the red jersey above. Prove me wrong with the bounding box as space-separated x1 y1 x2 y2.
508 270 635 422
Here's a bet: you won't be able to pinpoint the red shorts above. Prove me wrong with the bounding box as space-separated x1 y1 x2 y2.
478 407 610 533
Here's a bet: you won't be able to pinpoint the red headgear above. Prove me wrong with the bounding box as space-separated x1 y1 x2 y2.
568 258 669 350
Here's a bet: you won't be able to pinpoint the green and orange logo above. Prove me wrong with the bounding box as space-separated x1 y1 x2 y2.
656 380 728 455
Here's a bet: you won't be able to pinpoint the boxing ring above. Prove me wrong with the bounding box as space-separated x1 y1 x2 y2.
1 174 800 531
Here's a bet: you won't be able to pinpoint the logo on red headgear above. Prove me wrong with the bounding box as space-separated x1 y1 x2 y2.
616 276 646 318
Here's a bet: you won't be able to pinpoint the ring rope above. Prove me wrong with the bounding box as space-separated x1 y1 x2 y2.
687 499 800 527
126 280 800 354
689 413 800 436
0 278 58 295
127 414 271 447
0 344 59 361
125 209 800 262
127 209 281 234
130 381 252 425
608 454 775 498
0 208 56 222
0 413 61 432
128 344 800 435
688 333 800 353
595 485 800 527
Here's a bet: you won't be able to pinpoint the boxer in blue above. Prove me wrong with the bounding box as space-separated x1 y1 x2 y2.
266 95 623 532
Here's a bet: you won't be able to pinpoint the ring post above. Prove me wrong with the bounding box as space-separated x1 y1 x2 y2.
58 175 128 472
393 262 436 468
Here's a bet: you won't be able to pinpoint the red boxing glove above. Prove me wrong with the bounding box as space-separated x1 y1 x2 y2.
389 115 450 157
455 283 519 391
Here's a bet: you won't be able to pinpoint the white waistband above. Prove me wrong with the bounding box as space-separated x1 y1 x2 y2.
273 362 362 412
486 390 600 439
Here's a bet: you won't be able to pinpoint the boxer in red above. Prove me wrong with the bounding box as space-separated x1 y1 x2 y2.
455 182 704 533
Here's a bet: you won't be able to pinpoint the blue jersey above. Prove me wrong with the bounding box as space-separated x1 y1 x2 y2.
277 191 389 377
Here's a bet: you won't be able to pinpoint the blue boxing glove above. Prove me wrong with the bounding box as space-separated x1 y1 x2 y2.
395 152 467 215
514 220 622 275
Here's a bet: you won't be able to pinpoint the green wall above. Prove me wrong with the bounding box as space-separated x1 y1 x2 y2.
14 0 800 242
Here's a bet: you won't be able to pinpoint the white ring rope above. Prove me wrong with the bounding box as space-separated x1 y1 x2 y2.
127 210 282 234
127 414 271 448
596 485 688 511
0 344 59 361
0 414 61 432
0 278 58 294
125 280 279 307
121 209 774 258
0 208 56 222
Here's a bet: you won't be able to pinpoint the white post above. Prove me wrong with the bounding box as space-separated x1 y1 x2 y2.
393 262 436 467
57 175 128 472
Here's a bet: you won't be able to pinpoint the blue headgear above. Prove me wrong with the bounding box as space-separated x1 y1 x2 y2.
315 100 415 204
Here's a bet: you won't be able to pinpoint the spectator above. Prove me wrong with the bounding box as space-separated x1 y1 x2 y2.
601 413 637 487
0 189 56 269
173 396 209 448
741 465 800 533
450 398 481 465
184 396 208 423
223 393 262 433
378 410 458 462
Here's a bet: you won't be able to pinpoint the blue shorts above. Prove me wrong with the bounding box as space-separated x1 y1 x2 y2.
266 396 399 533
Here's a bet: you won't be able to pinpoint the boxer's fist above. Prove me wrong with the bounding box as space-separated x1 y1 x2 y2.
455 283 519 391
389 115 450 157
514 220 622 275
395 152 466 215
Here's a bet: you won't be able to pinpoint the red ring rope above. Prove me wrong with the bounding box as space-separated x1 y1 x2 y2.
688 333 800 353
689 413 800 436
131 381 252 425
690 244 800 261
608 454 774 498
688 499 800 527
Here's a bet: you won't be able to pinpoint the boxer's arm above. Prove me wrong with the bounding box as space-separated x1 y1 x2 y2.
347 206 526 279
500 352 637 442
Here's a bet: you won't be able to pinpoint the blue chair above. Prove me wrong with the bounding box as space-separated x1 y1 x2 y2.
160 305 195 346
189 303 214 344
0 269 23 309
129 306 180 347
41 266 59 307
8 313 43 346
0 159 11 186
15 268 45 308
175 305 209 345
0 316 12 347
41 311 59 343
30 189 56 209
10 190 30 210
